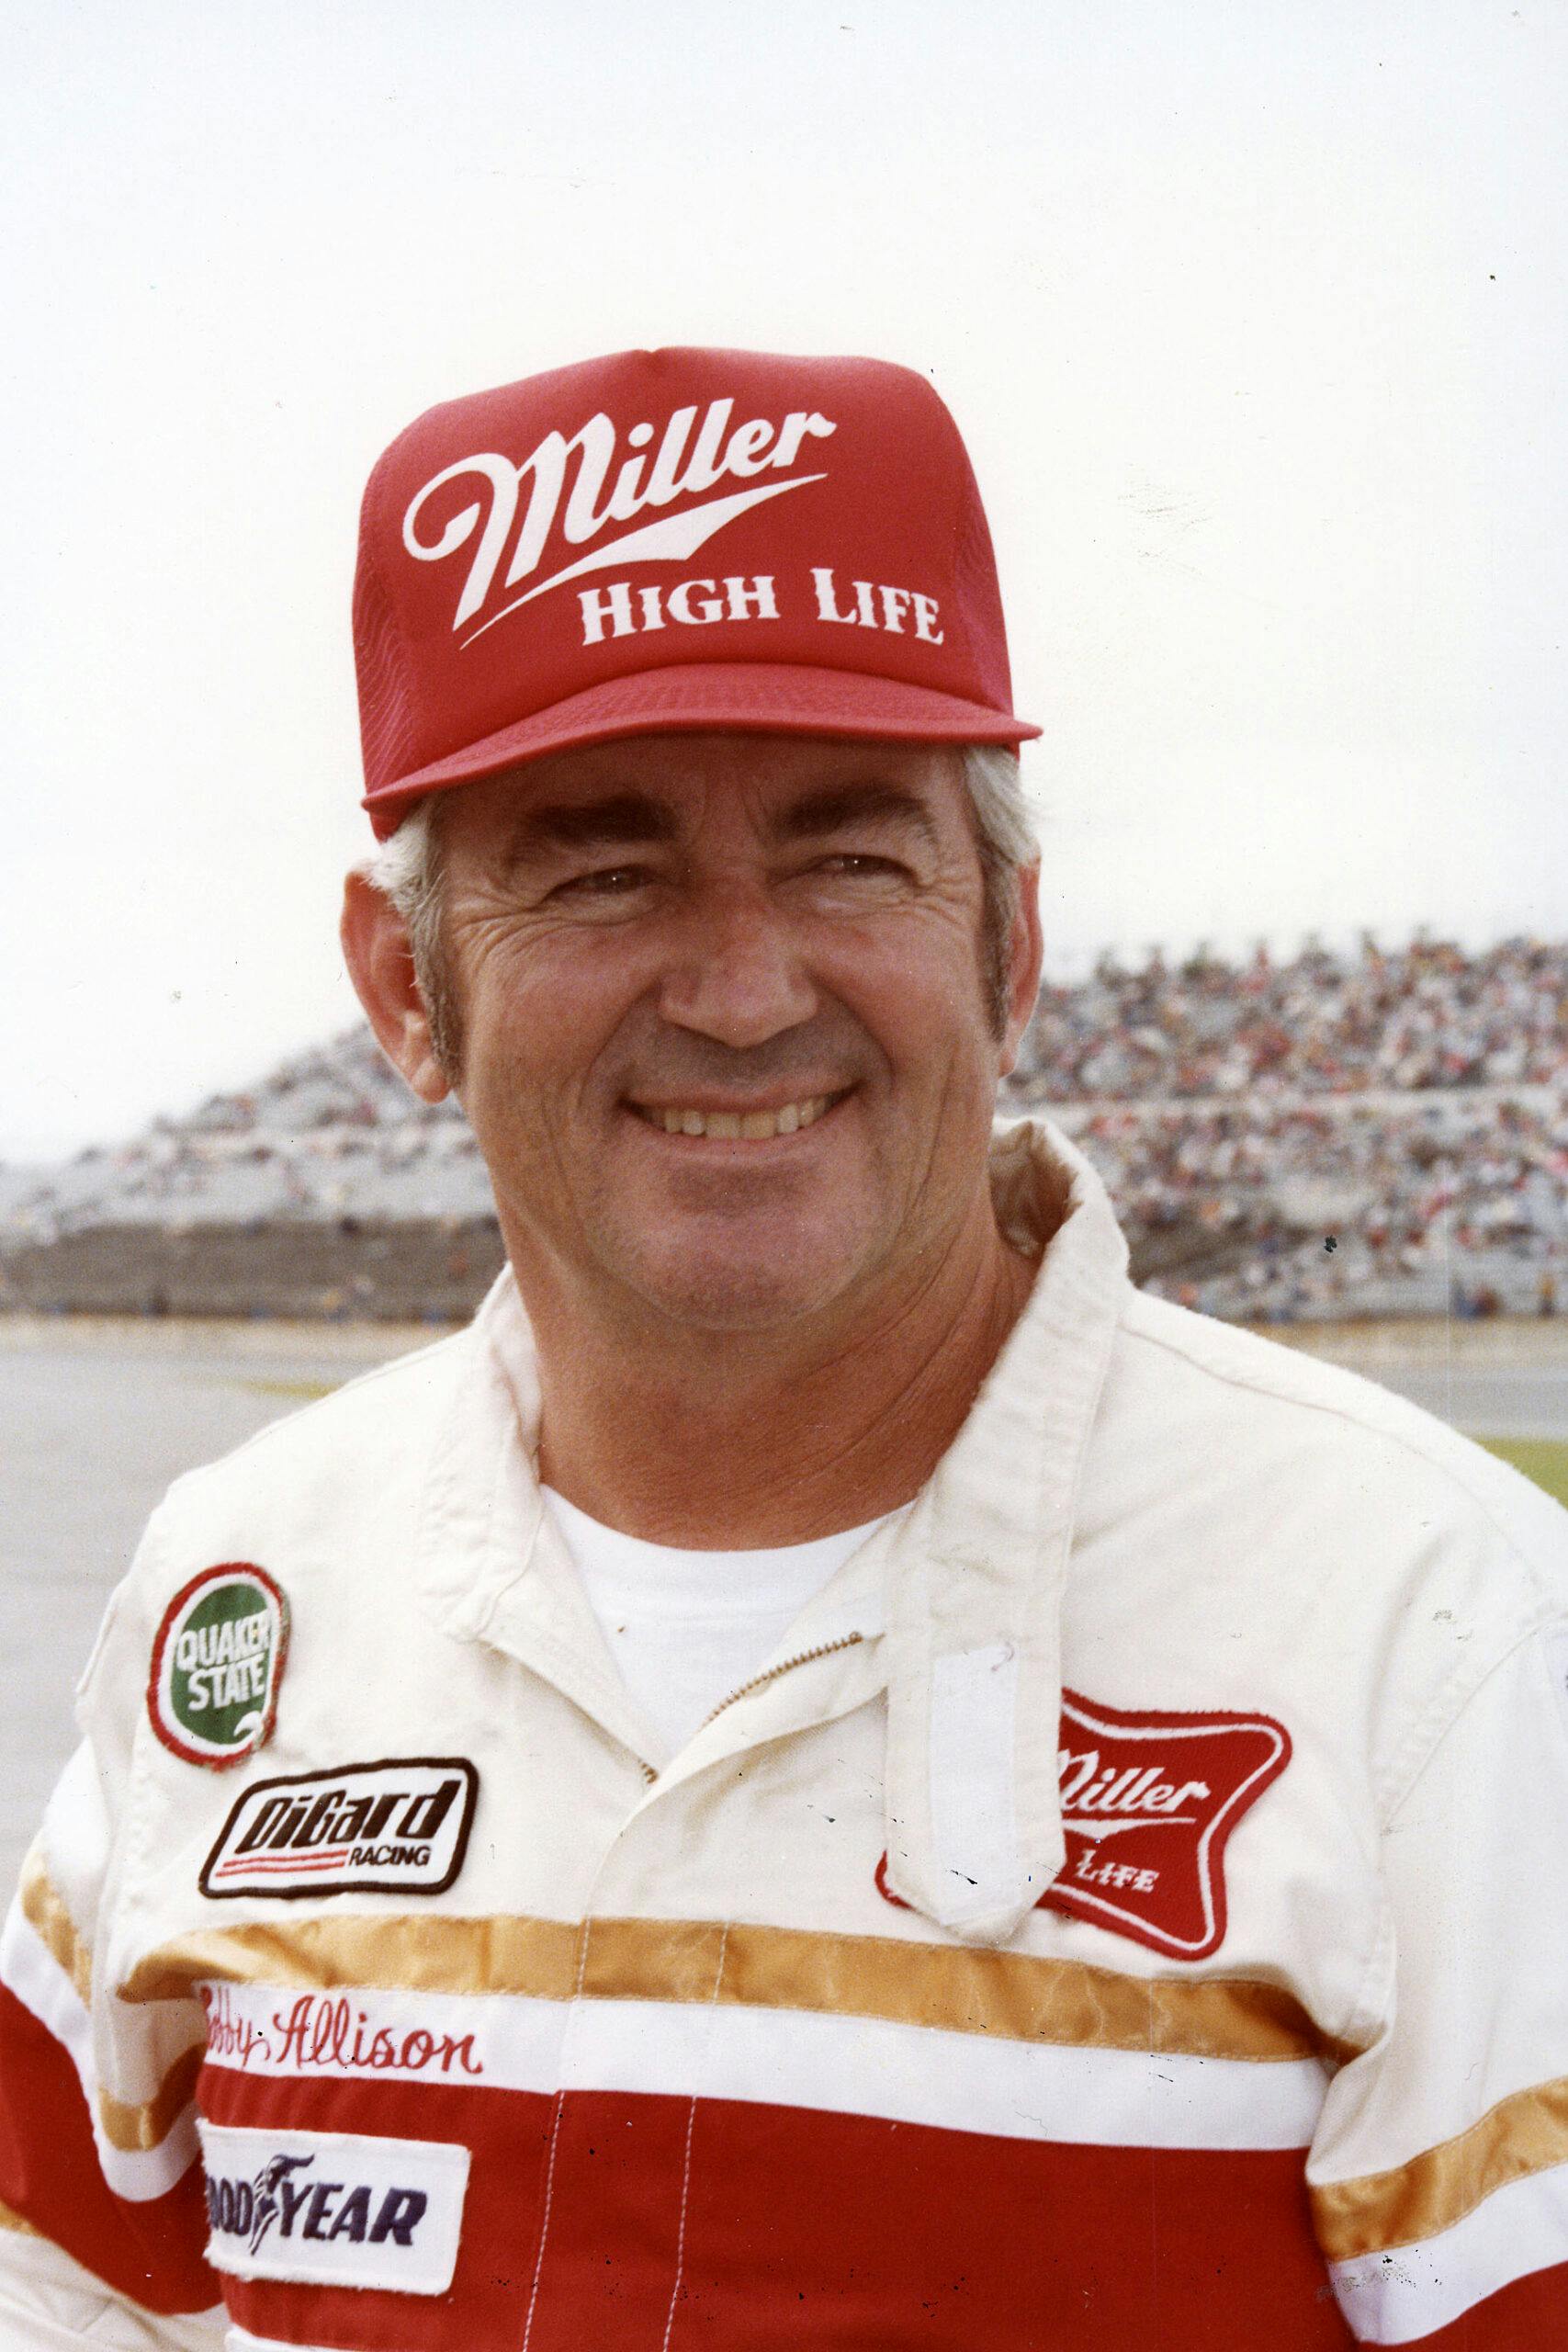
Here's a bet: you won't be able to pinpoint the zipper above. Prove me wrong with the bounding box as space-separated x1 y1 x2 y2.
701 1631 866 1729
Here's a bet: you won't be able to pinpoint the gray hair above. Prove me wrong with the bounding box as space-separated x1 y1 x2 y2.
957 745 1040 1033
367 742 1039 1073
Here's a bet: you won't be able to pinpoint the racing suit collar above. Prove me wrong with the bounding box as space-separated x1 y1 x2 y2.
417 1116 1130 1944
880 1117 1129 1943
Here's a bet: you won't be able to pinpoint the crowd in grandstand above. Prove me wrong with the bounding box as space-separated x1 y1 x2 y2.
1013 933 1568 1100
1058 1092 1565 1322
1003 933 1568 1319
2 935 1563 1323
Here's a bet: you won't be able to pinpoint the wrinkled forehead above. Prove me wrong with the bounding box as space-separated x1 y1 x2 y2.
434 729 974 859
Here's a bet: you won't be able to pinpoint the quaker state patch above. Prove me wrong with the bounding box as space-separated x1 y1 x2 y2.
148 1564 289 1769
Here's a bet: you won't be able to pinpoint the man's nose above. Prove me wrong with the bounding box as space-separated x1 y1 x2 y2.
656 885 818 1048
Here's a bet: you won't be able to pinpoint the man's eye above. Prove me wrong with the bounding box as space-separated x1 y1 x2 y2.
553 865 653 899
816 853 908 880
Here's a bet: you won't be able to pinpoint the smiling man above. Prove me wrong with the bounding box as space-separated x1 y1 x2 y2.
3 348 1568 2352
344 730 1042 1556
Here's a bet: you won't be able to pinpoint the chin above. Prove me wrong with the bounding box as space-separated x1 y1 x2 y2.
617 1235 868 1333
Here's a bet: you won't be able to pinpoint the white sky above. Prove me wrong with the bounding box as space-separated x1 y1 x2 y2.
4 0 1564 1159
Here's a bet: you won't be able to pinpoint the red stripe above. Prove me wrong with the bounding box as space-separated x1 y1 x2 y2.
198 2064 1356 2349
215 1852 351 1873
201 2063 547 2349
0 1980 213 2314
1402 2260 1568 2347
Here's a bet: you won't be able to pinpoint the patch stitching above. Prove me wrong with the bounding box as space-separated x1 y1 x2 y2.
198 1757 479 1900
1045 1690 1292 1959
878 1687 1292 1961
147 1564 289 1770
198 2120 470 2297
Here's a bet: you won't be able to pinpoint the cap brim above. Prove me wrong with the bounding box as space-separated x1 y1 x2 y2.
362 662 1041 835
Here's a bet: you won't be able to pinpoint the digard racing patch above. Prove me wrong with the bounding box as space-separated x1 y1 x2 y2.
200 1758 478 1900
148 1564 288 1769
879 1688 1291 1960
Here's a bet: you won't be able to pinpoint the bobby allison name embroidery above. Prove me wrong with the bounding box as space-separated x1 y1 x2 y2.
200 1758 478 1900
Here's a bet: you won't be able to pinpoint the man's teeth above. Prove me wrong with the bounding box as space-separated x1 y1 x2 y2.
649 1095 833 1139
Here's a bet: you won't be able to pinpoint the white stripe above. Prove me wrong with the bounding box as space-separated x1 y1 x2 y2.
929 1643 1025 1924
204 1979 1326 2151
1330 2156 1568 2342
0 1897 197 2200
202 1979 561 2090
563 1996 1325 2151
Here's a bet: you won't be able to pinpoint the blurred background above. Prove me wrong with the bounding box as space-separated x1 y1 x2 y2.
3 0 1564 1880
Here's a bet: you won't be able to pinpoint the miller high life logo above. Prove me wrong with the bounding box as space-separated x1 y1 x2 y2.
880 1690 1291 1960
402 397 837 644
1046 1691 1291 1957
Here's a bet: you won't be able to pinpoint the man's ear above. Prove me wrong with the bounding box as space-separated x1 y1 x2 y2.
340 869 451 1105
998 858 1044 1078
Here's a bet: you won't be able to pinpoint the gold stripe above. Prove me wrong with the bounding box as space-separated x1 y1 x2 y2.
122 1912 1345 2065
594 1918 1345 2062
18 1852 92 2007
121 1913 584 2008
97 2041 205 2155
16 1853 204 2156
1314 2073 1568 2263
0 2196 39 2237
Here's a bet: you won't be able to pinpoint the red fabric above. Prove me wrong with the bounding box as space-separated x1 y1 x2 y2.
1404 2259 1568 2347
355 346 1041 834
0 1980 213 2313
200 2062 1356 2348
11 2001 1558 2345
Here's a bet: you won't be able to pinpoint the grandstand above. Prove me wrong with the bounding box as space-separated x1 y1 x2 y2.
1010 934 1567 1321
2 935 1563 1324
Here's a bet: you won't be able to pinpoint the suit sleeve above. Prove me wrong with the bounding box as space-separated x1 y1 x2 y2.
0 1709 222 2342
1308 1618 1568 2346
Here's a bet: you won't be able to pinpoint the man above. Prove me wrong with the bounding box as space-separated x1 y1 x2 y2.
1 345 1565 2349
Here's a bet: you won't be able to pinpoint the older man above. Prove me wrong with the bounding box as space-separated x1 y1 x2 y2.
2 348 1566 2350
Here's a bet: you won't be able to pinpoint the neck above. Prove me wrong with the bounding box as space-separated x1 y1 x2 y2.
520 1193 1040 1548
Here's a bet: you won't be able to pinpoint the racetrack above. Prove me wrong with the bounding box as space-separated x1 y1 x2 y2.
1 1313 1563 1898
0 1317 423 1898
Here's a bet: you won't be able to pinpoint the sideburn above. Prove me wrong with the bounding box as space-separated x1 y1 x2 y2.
407 803 467 1087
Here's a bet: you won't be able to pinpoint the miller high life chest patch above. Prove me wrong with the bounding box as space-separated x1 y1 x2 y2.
1046 1690 1291 1957
148 1564 288 1770
879 1689 1291 1960
200 1758 479 1900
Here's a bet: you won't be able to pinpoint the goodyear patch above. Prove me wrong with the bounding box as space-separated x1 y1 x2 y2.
198 2120 469 2296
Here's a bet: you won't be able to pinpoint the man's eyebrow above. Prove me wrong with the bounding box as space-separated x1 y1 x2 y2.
505 794 680 856
770 784 941 853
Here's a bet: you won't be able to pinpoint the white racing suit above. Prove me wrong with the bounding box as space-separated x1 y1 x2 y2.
2 1117 1567 2349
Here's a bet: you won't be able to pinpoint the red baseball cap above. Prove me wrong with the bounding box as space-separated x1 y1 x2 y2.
354 345 1040 837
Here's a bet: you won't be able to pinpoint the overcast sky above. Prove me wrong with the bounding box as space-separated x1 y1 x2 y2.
4 1 1563 1159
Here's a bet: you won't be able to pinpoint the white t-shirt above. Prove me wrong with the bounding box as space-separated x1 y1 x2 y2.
541 1487 895 1757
